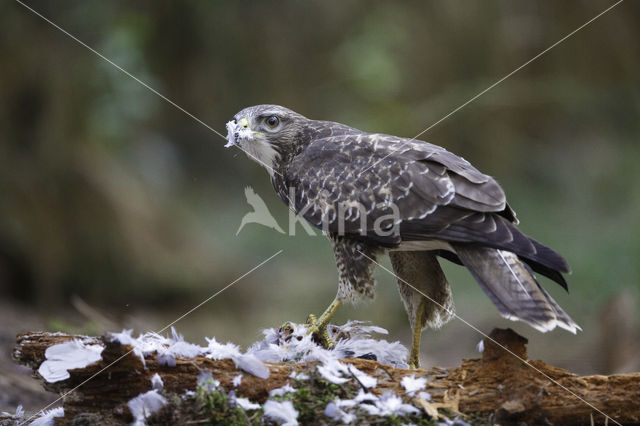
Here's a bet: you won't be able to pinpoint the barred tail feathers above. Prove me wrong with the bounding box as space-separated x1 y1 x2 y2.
453 244 580 333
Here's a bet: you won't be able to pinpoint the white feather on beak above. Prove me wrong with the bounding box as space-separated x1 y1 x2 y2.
225 119 254 147
225 118 279 175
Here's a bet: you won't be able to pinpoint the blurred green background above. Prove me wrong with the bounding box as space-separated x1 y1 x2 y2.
1 1 639 407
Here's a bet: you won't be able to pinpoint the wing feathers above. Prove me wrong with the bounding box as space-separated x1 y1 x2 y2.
283 126 571 299
448 173 505 210
400 208 570 277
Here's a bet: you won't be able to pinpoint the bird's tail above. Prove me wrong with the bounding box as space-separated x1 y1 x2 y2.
453 244 580 334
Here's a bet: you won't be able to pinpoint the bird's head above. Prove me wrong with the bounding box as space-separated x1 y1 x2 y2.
226 104 307 173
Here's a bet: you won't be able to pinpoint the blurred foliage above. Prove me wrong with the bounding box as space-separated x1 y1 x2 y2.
0 0 639 374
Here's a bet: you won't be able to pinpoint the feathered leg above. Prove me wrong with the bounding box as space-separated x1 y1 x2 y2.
389 251 455 368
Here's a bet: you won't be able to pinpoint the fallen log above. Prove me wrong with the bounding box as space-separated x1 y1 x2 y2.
9 327 640 425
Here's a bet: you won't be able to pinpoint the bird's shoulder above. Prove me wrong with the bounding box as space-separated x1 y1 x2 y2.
293 120 492 187
298 120 445 160
279 120 517 240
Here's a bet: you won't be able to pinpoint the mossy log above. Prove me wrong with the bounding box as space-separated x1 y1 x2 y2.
11 328 640 425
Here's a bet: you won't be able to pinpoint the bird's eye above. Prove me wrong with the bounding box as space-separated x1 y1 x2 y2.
265 116 280 128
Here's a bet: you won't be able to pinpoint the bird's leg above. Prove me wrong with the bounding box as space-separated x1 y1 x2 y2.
306 298 342 348
409 299 428 369
390 252 455 369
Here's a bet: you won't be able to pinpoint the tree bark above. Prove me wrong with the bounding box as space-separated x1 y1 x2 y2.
11 328 640 425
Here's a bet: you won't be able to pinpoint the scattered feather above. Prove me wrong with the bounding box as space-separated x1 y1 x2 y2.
234 396 261 411
38 340 103 383
159 340 203 366
110 328 270 378
232 374 243 387
151 373 163 391
156 352 175 367
418 391 432 401
359 392 420 417
127 390 166 426
289 371 309 381
324 399 357 424
110 329 207 368
324 389 419 422
348 364 377 388
29 407 64 426
205 337 242 360
1 404 24 417
437 419 472 426
235 353 270 379
206 336 270 379
316 357 350 384
354 389 379 403
401 374 427 396
269 383 296 397
476 340 484 353
263 400 299 426
110 329 135 345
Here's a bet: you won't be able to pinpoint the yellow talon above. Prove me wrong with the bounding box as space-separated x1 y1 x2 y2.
306 299 342 349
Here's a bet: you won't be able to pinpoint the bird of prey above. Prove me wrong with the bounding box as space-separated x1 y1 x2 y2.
225 104 579 368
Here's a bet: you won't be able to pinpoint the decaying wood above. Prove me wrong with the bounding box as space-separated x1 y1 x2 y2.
12 328 640 425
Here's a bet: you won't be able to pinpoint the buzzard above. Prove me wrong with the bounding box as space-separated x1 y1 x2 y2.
226 104 579 367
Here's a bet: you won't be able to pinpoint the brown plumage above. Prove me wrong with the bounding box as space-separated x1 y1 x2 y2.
226 104 579 365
